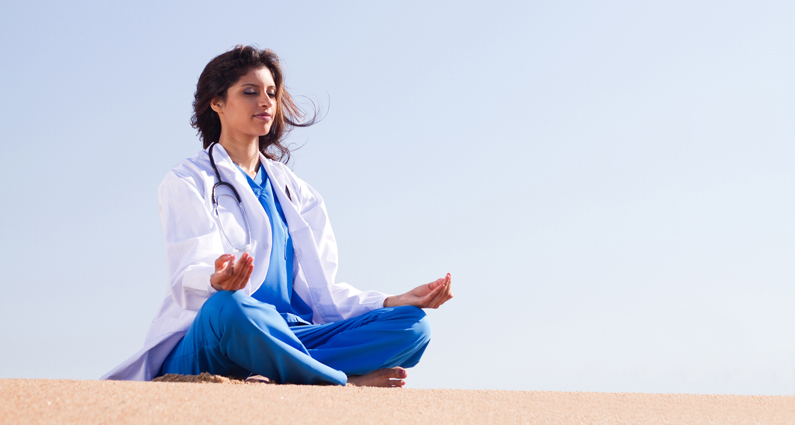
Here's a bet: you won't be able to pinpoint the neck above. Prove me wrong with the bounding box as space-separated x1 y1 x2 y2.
218 133 260 177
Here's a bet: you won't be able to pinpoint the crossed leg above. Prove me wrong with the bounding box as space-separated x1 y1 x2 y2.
292 305 432 387
158 291 431 387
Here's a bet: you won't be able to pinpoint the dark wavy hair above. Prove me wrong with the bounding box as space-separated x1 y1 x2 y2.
191 45 316 163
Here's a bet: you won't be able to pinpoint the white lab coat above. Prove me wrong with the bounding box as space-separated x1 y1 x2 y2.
102 145 388 381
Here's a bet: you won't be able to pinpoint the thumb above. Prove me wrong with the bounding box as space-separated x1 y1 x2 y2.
214 254 234 271
427 277 445 290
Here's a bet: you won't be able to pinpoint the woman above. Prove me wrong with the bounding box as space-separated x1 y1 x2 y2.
102 46 453 387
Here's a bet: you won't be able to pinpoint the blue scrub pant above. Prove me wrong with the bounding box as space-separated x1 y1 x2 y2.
158 291 431 385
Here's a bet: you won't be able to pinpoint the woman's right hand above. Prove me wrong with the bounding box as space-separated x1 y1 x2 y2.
210 253 254 291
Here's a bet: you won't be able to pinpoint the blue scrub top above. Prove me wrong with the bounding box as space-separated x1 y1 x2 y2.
236 162 314 325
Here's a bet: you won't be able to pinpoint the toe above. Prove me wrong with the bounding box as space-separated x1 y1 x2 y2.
389 367 407 379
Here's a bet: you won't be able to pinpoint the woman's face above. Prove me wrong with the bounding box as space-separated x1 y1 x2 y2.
211 67 277 142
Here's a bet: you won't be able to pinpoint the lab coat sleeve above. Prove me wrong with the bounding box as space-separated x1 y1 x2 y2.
158 170 222 312
292 174 390 317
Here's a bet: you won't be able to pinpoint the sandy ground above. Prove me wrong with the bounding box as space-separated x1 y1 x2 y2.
1 378 793 424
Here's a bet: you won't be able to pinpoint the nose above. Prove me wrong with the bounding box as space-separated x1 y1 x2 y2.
260 93 274 108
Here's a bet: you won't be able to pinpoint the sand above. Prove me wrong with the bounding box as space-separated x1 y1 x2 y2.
2 378 793 424
153 372 248 384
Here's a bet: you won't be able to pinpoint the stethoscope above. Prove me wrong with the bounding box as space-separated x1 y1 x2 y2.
208 142 253 253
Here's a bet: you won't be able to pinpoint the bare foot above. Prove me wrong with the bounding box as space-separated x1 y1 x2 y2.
347 367 407 388
245 375 271 384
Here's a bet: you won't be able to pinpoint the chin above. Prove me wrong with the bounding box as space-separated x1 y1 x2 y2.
245 127 272 138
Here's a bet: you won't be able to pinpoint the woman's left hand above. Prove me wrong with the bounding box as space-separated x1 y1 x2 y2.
383 273 454 309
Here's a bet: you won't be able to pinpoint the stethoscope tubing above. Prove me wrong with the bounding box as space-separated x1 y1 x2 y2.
208 142 252 252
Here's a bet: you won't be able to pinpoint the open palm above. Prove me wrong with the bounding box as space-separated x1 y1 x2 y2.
210 253 254 291
384 273 453 309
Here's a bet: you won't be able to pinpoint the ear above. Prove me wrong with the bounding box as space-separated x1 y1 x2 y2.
210 97 224 114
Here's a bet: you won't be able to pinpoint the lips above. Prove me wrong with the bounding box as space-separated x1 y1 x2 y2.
254 112 272 121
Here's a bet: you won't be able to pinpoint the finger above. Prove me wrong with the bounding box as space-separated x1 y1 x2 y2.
442 273 453 296
229 253 247 290
238 256 254 290
441 281 455 304
427 282 449 308
225 255 237 276
437 291 454 308
437 273 454 306
417 279 446 308
214 254 234 272
432 294 448 308
211 255 238 291
429 277 445 290
231 254 253 290
428 277 453 308
415 278 443 297
219 254 243 291
433 290 452 308
432 274 451 290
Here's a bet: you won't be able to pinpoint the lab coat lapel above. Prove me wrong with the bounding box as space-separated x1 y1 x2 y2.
261 157 343 323
208 144 271 295
260 156 309 233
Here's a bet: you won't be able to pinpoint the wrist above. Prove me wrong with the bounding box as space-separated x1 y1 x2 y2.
384 295 397 308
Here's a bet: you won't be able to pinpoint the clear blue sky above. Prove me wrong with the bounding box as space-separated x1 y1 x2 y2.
1 0 793 394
